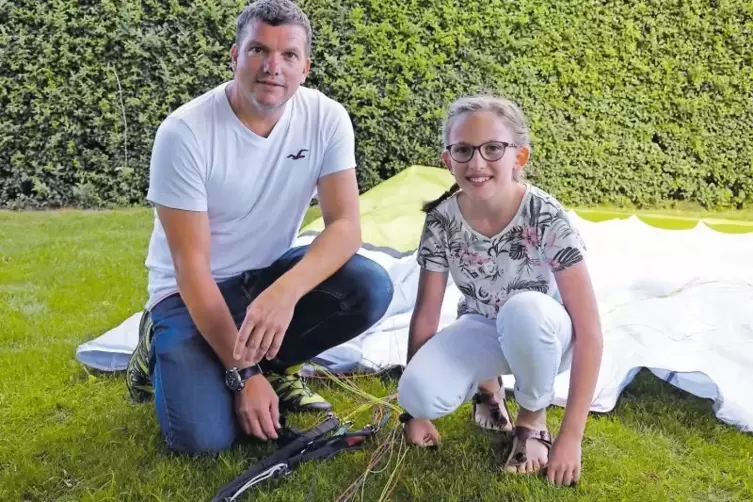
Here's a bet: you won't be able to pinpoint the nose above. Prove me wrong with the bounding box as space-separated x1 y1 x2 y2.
467 147 486 169
263 54 281 75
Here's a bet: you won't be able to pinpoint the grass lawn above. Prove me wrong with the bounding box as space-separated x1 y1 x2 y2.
1 207 752 502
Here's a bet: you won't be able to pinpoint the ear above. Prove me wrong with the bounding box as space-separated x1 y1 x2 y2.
515 144 530 169
230 44 238 72
301 58 311 84
440 150 454 174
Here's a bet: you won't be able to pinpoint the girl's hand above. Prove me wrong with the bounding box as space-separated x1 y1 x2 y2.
403 418 441 447
546 433 581 486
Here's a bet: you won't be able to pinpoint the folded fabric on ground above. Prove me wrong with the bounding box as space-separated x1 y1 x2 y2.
75 166 753 433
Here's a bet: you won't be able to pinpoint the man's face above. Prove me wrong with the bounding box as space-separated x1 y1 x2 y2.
231 19 310 113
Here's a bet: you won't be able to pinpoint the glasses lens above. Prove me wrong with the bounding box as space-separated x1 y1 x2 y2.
480 142 506 161
450 145 473 162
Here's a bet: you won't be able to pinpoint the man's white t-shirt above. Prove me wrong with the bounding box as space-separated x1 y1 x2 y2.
144 82 355 309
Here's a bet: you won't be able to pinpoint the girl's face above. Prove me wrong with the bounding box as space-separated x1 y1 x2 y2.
442 111 527 201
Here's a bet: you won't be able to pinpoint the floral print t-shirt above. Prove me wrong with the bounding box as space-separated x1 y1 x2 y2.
416 184 587 320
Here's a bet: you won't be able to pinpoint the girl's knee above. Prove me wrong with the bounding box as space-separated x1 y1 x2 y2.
495 291 573 391
496 291 563 343
498 290 551 321
397 365 467 420
397 367 438 419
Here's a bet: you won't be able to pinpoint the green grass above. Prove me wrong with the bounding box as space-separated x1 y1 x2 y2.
1 207 752 502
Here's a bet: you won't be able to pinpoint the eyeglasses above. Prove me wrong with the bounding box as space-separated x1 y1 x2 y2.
446 141 518 163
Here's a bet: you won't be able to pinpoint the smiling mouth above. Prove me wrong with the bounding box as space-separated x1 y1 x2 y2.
467 175 493 185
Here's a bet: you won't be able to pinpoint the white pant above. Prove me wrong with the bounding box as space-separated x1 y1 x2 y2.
397 291 574 418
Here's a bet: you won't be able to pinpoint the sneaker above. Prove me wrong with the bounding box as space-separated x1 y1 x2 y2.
126 310 154 402
266 364 332 412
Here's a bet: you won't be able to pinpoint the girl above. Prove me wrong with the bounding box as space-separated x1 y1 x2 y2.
397 95 603 487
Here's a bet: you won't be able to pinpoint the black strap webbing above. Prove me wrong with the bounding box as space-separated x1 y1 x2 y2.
292 434 370 465
212 415 340 502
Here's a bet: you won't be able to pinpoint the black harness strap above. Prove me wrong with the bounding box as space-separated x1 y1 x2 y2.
212 415 341 502
290 430 374 466
212 408 392 502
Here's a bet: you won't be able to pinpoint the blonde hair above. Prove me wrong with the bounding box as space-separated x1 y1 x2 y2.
423 95 532 212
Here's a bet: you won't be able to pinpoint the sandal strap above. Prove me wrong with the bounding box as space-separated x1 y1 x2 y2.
473 376 504 403
472 394 510 427
472 392 493 404
507 425 553 467
514 425 553 447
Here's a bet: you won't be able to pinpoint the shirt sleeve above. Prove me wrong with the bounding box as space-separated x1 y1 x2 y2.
540 207 587 273
318 102 356 178
416 210 450 272
146 117 207 211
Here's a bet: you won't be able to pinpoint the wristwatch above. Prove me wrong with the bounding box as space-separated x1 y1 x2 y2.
225 364 263 392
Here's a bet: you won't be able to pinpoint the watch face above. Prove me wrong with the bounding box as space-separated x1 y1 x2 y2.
225 369 243 391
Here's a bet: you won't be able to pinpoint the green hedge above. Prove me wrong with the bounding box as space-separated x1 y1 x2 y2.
1 0 752 209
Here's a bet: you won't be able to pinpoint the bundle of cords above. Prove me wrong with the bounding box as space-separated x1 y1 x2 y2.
212 411 389 502
212 368 404 502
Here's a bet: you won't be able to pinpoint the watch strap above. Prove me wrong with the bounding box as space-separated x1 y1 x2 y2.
239 364 263 380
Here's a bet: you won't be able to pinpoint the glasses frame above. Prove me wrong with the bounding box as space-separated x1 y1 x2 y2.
445 140 519 163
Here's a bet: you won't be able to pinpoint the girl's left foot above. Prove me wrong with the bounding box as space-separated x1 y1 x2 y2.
502 420 552 474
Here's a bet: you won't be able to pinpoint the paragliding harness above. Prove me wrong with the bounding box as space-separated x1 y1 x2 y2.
211 409 391 502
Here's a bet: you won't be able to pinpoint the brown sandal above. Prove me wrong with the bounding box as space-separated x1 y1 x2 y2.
472 377 513 433
502 425 553 474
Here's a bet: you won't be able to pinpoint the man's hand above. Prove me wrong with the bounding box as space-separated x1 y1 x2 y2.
546 433 582 486
234 374 281 441
403 418 441 447
234 281 298 364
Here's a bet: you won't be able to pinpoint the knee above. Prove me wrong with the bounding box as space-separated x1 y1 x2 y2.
150 334 238 455
397 365 463 420
497 291 559 342
341 254 394 323
163 425 236 455
397 369 438 419
154 385 237 454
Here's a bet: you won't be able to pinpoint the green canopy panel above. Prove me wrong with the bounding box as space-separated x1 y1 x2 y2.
303 165 455 252
302 165 753 252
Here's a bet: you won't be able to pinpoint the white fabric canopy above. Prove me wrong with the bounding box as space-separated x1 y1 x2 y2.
76 211 753 433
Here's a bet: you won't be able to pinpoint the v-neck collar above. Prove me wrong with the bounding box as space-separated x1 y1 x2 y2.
217 81 293 147
451 184 531 241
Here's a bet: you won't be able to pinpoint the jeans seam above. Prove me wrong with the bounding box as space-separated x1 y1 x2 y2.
240 273 267 304
311 286 346 303
240 273 252 302
240 284 347 310
287 307 345 352
155 357 176 450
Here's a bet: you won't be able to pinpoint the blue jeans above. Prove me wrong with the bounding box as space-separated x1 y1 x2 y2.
147 246 394 454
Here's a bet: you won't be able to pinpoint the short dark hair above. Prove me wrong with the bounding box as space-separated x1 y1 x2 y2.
236 0 313 56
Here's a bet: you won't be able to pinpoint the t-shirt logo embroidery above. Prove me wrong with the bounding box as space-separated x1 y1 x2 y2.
287 149 309 160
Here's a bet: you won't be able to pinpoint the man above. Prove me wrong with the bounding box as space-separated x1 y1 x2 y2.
126 0 394 454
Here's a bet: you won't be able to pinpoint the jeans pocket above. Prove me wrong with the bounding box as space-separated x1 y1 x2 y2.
240 269 274 304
